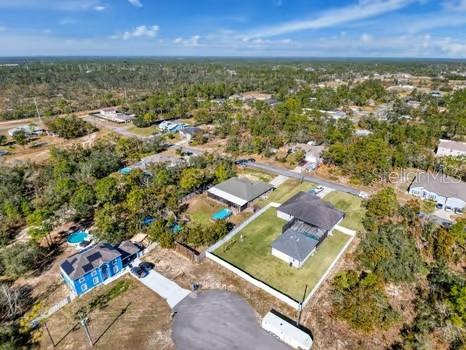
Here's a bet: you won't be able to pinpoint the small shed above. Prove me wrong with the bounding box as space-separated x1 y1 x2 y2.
262 311 313 350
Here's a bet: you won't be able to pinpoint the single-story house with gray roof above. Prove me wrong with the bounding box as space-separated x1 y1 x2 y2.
60 241 142 296
207 177 273 213
272 192 344 267
408 171 466 213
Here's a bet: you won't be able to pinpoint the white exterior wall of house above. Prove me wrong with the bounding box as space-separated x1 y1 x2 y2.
180 131 193 141
271 247 297 267
445 197 466 212
277 210 293 221
305 153 319 168
408 186 466 212
437 146 466 157
272 247 316 268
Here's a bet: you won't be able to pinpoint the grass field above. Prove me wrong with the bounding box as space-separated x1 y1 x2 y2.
214 207 352 300
237 168 275 182
323 191 365 232
127 125 157 137
257 179 315 207
186 196 223 226
186 195 252 226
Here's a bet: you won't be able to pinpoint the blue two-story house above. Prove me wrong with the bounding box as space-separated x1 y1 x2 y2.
60 241 142 296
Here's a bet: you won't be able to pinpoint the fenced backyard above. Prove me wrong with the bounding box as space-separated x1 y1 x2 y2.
206 204 356 309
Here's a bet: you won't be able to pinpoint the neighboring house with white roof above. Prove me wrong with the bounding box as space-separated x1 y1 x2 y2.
408 171 466 213
207 177 273 213
436 139 466 157
272 192 344 268
90 107 136 124
8 125 44 137
291 143 325 170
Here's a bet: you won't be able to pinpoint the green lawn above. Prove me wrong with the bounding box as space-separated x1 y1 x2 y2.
186 196 223 226
237 168 275 183
323 191 365 232
127 125 157 137
257 179 315 207
214 207 351 300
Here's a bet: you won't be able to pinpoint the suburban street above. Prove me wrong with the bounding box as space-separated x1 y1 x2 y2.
245 162 362 196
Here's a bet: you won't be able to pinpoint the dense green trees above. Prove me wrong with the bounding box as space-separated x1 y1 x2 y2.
0 242 47 279
358 223 423 283
332 188 466 348
332 271 399 332
45 115 96 139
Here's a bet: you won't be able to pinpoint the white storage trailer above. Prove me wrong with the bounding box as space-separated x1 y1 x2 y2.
262 311 313 350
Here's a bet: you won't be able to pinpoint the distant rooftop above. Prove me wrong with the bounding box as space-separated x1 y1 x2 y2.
410 171 466 202
438 139 466 153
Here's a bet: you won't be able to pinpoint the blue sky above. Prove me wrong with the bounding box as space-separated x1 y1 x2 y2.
0 0 466 57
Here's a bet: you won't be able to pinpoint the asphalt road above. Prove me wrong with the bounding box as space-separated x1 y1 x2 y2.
246 162 362 196
173 291 291 350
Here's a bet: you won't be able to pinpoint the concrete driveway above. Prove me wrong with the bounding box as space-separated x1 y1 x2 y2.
173 290 291 350
132 262 191 309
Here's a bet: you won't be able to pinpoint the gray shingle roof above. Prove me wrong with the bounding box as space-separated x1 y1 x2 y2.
181 127 202 136
211 177 273 202
60 243 121 280
272 231 318 262
278 192 344 231
410 171 466 202
117 240 142 257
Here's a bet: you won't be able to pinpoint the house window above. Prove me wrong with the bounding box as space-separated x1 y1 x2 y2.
93 277 99 285
91 271 98 277
81 283 88 291
79 277 85 283
113 265 119 273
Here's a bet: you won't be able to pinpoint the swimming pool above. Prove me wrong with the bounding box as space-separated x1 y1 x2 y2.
211 208 232 221
67 230 89 244
171 223 182 234
119 167 133 175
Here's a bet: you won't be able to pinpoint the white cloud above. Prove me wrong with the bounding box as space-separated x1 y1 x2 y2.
173 35 201 46
59 17 77 25
246 0 416 38
360 33 372 42
94 5 106 11
112 25 159 40
438 37 466 55
405 13 466 33
128 0 142 8
443 0 466 11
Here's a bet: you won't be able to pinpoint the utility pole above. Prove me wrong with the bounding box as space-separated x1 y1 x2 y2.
33 97 42 123
79 315 93 347
296 284 308 326
44 322 55 347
